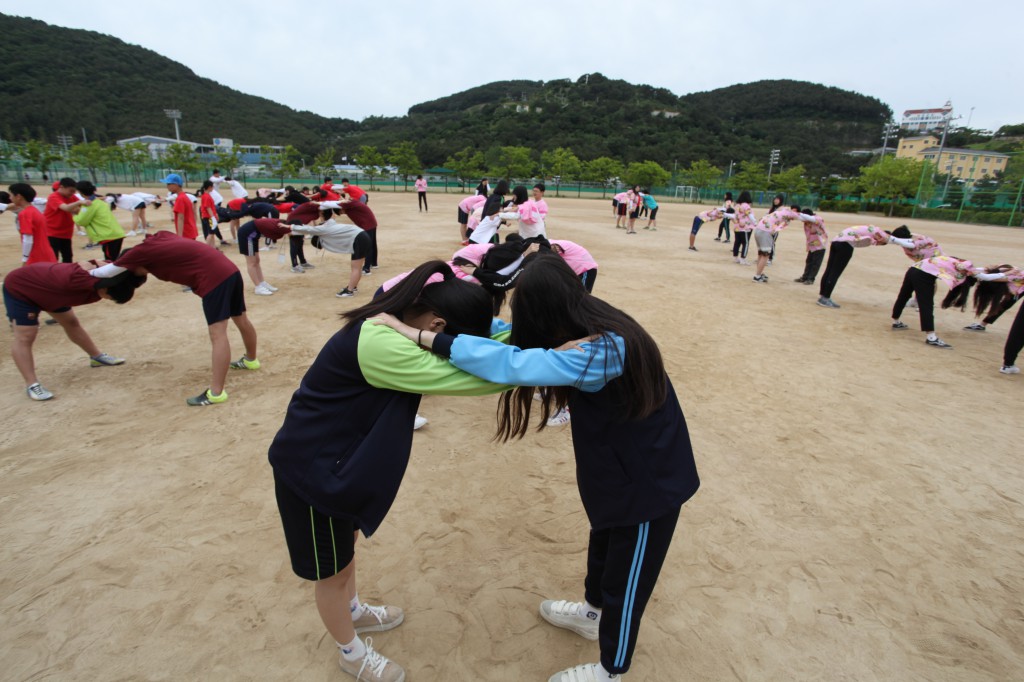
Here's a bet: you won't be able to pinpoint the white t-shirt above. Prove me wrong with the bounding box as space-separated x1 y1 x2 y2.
225 180 248 199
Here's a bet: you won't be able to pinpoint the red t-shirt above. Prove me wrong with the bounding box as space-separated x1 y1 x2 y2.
173 194 198 240
253 218 291 241
19 205 58 265
200 193 216 219
228 198 246 211
4 263 100 310
339 201 377 230
276 202 295 214
43 192 77 239
342 184 365 201
287 202 321 225
114 231 237 297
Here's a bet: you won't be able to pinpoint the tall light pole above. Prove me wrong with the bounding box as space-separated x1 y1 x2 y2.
57 134 74 153
932 110 961 181
164 109 182 141
767 149 780 180
880 120 899 159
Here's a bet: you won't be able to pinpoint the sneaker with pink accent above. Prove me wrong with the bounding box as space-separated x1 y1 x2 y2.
546 407 571 427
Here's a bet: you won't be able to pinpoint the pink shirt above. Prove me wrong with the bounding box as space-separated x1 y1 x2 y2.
459 195 486 213
1005 269 1024 296
467 206 484 231
731 203 756 232
550 240 598 275
914 256 974 289
382 244 492 292
613 192 628 203
902 234 943 261
834 225 888 247
754 207 800 234
800 215 828 252
698 208 724 222
414 179 427 192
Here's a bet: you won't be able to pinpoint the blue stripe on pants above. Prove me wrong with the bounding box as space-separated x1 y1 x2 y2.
615 522 649 668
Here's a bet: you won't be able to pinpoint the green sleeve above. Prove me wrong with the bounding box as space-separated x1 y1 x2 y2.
357 323 510 396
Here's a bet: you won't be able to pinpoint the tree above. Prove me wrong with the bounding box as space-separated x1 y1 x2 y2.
489 146 534 181
624 160 670 190
770 164 811 196
263 145 302 185
355 145 387 189
213 146 241 176
682 159 722 199
162 143 202 184
312 146 338 180
858 156 924 215
540 147 582 196
119 141 151 186
581 157 624 198
19 139 64 178
66 142 110 183
388 141 422 190
728 160 768 192
445 147 485 189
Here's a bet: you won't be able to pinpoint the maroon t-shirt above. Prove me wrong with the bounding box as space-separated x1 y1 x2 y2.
253 218 291 241
339 201 377 231
287 202 321 225
115 230 238 297
4 263 100 310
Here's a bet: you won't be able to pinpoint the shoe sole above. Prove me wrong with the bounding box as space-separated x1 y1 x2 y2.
354 611 405 634
539 606 599 641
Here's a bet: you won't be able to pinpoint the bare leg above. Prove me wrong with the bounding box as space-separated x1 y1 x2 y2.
348 259 365 291
231 313 258 360
52 310 101 357
208 319 230 394
230 219 239 241
315 559 357 645
688 233 697 248
245 255 264 287
756 253 769 276
11 324 40 386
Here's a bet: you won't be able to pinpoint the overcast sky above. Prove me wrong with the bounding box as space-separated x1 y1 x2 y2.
3 0 1021 134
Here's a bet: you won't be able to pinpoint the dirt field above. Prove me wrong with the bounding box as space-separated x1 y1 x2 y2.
1 188 1021 681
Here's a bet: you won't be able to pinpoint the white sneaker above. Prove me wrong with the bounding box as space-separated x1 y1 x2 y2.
546 406 571 427
548 662 616 682
126 230 137 237
413 414 428 430
338 637 405 682
539 599 599 640
1001 365 1020 375
261 281 279 292
353 603 405 634
254 284 274 296
290 266 304 273
26 382 54 401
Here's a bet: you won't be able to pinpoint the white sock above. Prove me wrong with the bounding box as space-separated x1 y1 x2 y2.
350 594 364 619
927 332 937 341
338 635 365 661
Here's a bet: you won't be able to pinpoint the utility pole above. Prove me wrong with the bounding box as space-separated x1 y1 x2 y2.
767 149 780 180
57 134 74 153
164 109 182 141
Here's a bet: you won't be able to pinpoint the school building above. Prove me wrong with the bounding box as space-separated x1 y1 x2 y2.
116 136 284 164
900 101 953 134
895 135 1009 180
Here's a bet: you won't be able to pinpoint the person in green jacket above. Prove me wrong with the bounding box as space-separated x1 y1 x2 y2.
73 181 126 260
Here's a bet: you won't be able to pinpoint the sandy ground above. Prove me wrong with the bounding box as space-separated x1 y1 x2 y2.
0 188 1022 681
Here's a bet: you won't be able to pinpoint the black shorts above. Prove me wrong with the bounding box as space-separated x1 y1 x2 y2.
352 230 370 260
275 473 355 581
238 222 259 256
617 204 627 216
133 202 146 211
457 207 469 225
629 208 640 219
201 271 246 325
648 207 659 220
201 217 215 238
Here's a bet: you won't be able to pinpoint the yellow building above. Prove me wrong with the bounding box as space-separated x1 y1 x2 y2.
895 136 1009 180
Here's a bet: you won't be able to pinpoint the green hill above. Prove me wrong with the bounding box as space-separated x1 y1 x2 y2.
0 13 892 177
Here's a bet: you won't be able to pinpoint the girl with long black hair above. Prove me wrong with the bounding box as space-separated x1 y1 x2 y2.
891 255 977 348
269 261 507 682
373 254 700 682
469 180 511 244
731 190 757 264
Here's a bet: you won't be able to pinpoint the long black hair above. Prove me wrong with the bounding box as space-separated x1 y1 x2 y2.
343 260 492 338
768 194 785 213
971 265 1015 318
96 268 148 304
496 254 667 441
940 262 980 310
737 190 752 204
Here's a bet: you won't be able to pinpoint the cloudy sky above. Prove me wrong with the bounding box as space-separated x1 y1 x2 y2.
3 0 1021 133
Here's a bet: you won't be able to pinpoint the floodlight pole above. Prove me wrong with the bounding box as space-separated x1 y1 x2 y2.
767 149 780 180
164 109 182 141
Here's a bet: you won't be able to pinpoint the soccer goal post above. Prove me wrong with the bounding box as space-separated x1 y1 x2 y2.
674 185 697 201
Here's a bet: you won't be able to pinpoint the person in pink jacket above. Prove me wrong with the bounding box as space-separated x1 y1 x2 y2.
892 256 978 349
457 194 486 244
816 225 893 308
751 205 807 283
550 239 599 292
414 175 428 212
730 191 757 265
793 210 828 285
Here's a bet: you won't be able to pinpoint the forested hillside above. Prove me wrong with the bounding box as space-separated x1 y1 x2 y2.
0 13 892 177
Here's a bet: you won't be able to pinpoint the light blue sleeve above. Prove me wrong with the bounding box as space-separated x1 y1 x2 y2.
449 333 625 392
490 318 513 336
